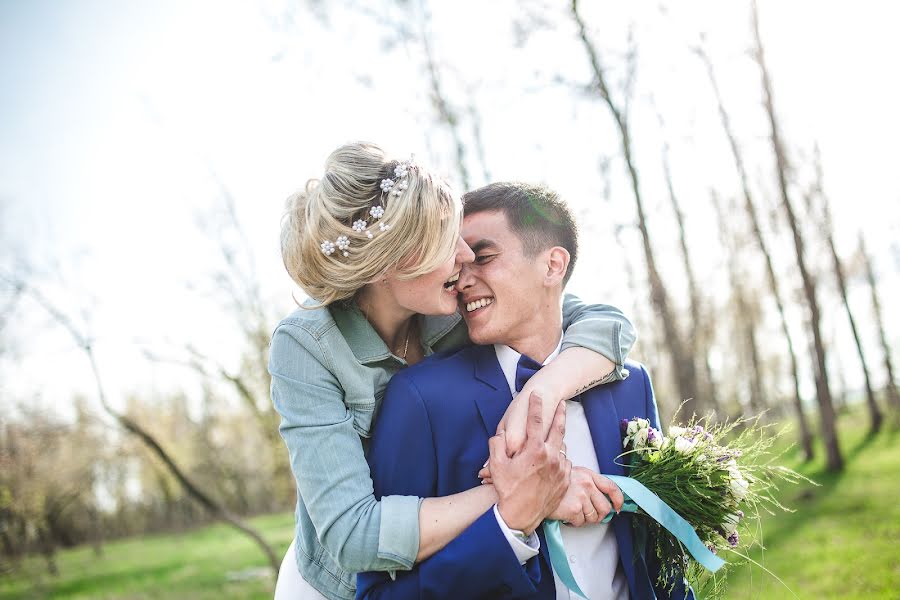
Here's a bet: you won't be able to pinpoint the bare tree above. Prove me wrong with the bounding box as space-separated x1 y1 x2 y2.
695 42 813 459
4 275 281 576
572 0 700 415
657 109 720 413
418 0 471 189
751 0 842 470
806 149 882 433
858 233 900 414
711 191 767 417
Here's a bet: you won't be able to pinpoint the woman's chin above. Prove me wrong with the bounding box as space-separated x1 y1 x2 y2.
421 292 460 316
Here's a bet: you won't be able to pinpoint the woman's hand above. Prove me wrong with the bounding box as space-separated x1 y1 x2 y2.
497 377 563 458
491 393 571 535
499 347 616 456
547 467 625 526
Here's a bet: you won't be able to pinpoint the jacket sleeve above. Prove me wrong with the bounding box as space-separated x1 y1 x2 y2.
560 293 636 381
356 374 543 599
269 322 420 572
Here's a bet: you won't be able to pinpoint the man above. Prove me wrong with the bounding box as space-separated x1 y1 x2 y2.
358 183 690 599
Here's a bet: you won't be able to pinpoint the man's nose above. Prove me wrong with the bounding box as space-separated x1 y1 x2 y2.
457 261 476 289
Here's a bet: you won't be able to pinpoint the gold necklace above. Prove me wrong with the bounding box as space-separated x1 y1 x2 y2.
397 327 410 359
360 301 411 359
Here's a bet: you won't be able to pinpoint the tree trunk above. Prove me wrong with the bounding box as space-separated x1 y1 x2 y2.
858 234 900 413
659 113 719 414
752 0 842 470
696 42 813 460
806 158 882 433
711 192 766 416
572 0 699 416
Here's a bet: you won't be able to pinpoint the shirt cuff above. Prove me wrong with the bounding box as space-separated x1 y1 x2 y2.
377 495 422 569
493 505 539 565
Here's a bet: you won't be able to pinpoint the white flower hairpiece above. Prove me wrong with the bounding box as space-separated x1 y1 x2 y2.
320 157 415 258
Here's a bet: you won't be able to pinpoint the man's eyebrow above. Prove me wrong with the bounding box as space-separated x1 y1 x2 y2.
468 239 498 253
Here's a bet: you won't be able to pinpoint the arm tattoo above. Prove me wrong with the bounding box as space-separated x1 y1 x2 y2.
574 370 617 395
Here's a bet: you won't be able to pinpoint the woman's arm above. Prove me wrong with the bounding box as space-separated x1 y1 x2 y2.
270 321 422 572
271 320 507 571
501 294 636 454
416 485 497 560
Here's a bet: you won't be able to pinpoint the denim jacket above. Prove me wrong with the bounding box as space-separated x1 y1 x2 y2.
269 294 635 600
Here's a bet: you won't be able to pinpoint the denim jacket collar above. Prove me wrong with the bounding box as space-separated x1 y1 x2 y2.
331 300 463 365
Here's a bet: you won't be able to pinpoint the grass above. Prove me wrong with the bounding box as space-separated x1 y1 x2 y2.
0 513 295 600
2 412 898 599
723 411 900 599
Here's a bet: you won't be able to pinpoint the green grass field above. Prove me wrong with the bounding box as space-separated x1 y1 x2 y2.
724 413 900 599
2 413 898 599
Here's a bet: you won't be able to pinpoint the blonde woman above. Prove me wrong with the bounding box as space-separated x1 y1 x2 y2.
271 142 635 599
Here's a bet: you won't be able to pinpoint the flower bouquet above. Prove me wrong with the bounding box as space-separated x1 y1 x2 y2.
616 416 812 598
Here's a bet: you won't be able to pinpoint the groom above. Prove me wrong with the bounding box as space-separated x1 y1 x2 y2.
357 183 691 599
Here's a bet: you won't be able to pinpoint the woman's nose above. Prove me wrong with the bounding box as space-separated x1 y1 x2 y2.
456 236 475 264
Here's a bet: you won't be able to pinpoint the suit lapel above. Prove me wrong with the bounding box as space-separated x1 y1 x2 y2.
583 386 648 598
472 345 513 436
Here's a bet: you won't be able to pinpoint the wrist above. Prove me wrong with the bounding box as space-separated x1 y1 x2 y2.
497 500 534 535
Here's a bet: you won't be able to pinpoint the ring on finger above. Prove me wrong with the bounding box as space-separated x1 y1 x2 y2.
558 449 567 458
584 509 596 517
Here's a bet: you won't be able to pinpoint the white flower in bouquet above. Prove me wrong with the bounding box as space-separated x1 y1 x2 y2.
673 435 698 454
668 425 688 438
728 470 750 501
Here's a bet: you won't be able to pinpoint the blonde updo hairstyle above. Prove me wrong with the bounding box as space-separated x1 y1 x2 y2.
281 142 462 306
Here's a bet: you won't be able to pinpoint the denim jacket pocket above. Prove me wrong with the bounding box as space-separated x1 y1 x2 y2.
345 393 377 438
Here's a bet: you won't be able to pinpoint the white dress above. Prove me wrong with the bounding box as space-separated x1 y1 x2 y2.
274 540 330 600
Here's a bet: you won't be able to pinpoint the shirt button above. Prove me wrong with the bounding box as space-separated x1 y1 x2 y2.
569 554 577 563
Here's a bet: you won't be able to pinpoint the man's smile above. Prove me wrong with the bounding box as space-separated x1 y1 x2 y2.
462 296 494 314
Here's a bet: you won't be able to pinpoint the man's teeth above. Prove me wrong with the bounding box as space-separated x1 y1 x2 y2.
444 272 460 288
465 298 493 312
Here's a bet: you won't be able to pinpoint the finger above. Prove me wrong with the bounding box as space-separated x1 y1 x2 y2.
588 487 613 523
524 392 544 446
496 414 508 435
499 401 523 456
477 466 490 479
480 476 493 485
567 509 586 527
592 473 625 512
544 400 566 447
488 433 509 464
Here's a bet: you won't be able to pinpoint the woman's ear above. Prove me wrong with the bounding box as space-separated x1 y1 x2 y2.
544 246 570 287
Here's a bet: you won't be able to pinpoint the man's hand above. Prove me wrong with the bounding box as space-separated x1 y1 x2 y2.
548 467 625 526
497 379 561 457
491 393 570 534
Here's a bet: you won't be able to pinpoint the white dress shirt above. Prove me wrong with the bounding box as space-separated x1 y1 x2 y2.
494 339 630 600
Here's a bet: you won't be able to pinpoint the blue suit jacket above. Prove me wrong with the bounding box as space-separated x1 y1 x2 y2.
357 345 691 599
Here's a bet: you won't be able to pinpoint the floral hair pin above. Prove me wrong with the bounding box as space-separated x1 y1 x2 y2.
320 157 414 257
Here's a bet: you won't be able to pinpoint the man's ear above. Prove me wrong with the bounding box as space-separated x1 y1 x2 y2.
544 247 570 287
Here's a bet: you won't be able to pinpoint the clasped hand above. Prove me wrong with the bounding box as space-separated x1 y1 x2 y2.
485 392 570 535
481 396 624 530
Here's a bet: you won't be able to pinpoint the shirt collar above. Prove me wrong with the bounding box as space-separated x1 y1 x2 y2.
494 334 563 395
330 299 464 365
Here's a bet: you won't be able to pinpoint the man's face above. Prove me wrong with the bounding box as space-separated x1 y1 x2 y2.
457 210 548 347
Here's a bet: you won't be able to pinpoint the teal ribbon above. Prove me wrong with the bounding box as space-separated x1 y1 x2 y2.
543 475 725 599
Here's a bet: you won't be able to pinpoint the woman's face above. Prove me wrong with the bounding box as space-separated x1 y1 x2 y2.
386 235 475 316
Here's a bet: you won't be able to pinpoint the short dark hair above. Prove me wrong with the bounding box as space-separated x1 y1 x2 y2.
462 182 578 285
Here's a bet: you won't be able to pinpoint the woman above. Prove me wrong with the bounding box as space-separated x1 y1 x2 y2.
271 142 635 599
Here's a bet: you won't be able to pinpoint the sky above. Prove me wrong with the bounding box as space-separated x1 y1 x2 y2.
2 0 899 417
